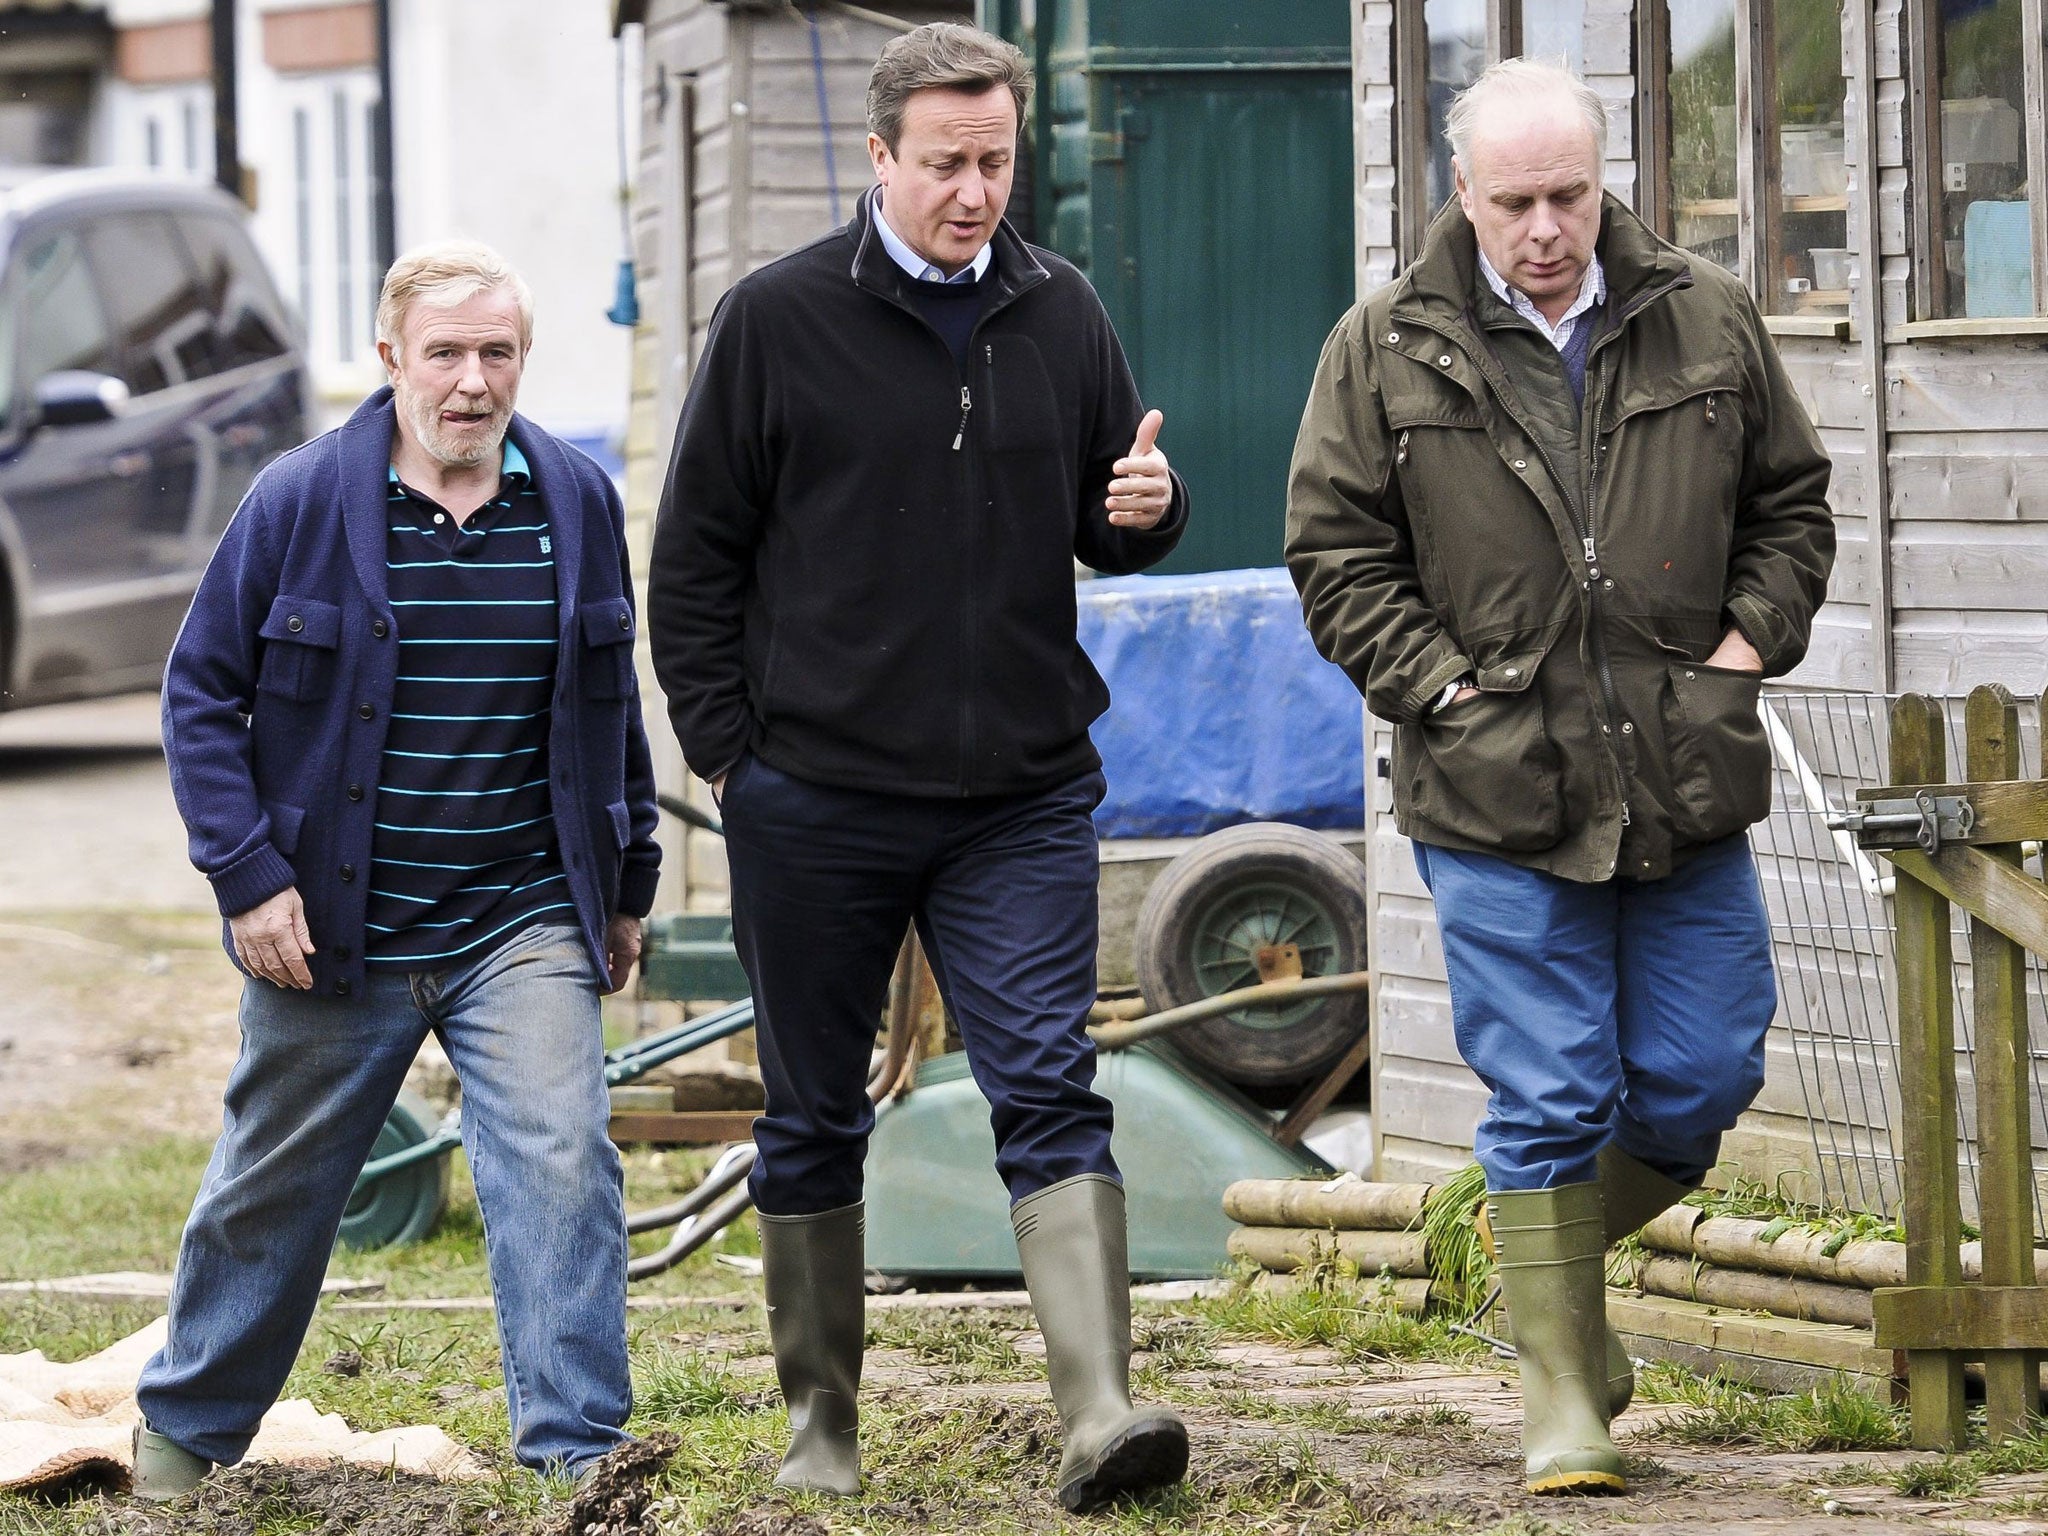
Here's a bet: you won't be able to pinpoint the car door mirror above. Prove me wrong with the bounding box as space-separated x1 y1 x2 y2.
33 370 130 428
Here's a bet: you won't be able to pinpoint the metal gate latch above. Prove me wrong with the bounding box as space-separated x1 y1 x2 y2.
1827 792 1976 854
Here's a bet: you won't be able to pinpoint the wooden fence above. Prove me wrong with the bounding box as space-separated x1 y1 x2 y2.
1857 687 2048 1448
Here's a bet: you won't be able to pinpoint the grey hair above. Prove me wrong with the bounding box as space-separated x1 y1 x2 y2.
867 22 1033 155
375 240 534 357
1446 56 1608 168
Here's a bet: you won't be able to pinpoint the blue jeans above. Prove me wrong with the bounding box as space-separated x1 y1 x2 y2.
136 923 629 1475
721 754 1117 1215
1414 835 1776 1191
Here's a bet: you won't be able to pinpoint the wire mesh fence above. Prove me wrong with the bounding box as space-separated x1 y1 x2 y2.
1754 689 2047 1232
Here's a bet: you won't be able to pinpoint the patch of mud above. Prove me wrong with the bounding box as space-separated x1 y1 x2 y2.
46 1462 517 1536
548 1431 680 1536
706 1511 832 1536
0 1139 72 1176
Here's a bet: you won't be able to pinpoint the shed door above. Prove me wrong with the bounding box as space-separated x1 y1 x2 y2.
1109 72 1354 574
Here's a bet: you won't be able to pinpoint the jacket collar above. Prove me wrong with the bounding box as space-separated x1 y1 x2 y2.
337 387 582 628
1391 191 1692 333
847 184 1050 316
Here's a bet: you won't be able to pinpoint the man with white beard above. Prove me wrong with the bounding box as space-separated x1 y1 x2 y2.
133 242 660 1496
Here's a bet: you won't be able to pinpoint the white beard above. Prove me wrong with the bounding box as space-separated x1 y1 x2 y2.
396 378 512 469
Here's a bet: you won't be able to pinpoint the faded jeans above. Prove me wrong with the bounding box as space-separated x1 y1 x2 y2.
135 922 629 1475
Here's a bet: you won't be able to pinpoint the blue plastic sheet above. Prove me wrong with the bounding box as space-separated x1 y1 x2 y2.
1078 568 1366 838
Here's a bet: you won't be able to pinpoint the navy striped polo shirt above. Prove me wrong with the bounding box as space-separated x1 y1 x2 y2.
364 440 573 968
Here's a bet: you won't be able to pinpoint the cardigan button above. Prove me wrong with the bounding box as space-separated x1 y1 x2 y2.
347 784 363 802
286 615 303 633
618 612 631 631
339 864 355 882
372 619 389 639
358 703 375 720
334 979 351 996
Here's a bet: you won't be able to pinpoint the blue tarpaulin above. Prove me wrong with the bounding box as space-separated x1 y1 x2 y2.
1078 569 1365 839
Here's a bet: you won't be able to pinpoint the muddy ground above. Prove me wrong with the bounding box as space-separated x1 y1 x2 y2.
9 1316 2031 1536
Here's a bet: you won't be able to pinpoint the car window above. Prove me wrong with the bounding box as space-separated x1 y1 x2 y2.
177 213 293 369
82 212 216 393
0 227 118 422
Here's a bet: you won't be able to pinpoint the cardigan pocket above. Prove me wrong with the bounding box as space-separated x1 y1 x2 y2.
579 599 636 701
256 595 341 703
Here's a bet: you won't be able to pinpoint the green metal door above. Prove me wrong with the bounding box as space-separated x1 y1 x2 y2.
1102 71 1354 573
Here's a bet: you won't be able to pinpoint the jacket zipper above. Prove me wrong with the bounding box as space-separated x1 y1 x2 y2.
952 385 972 451
1404 280 1683 835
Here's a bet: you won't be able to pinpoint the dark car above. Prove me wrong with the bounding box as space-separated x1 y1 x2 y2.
0 170 309 710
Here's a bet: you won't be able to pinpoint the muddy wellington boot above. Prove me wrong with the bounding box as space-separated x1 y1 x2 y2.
1596 1146 1697 1419
130 1421 212 1501
1488 1183 1628 1495
760 1202 865 1496
1012 1174 1190 1512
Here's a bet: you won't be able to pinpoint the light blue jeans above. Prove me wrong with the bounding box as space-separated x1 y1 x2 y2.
136 922 629 1475
1415 835 1777 1192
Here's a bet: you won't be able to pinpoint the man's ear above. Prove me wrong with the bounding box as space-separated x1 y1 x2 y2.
1454 157 1475 221
867 131 892 188
376 338 400 381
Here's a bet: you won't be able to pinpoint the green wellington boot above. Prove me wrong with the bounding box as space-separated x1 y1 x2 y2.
1596 1146 1697 1420
1488 1183 1628 1495
760 1202 865 1497
130 1422 212 1501
1478 1191 1632 1419
1012 1174 1190 1512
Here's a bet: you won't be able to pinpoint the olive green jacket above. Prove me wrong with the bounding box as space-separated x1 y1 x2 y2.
1285 196 1834 882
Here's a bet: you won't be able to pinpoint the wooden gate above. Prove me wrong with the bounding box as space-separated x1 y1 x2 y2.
1852 687 2048 1448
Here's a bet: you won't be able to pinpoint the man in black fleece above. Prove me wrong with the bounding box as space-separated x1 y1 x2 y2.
648 20 1190 1515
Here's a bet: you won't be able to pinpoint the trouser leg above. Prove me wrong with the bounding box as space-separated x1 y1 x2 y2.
136 976 424 1465
916 770 1116 1202
433 923 627 1476
1611 834 1776 1185
1413 842 1622 1191
720 755 926 1215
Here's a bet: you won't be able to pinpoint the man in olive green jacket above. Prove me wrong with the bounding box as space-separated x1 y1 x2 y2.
1286 60 1832 1497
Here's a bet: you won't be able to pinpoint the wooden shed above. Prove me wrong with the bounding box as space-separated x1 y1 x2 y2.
610 0 968 909
1355 2 2048 1208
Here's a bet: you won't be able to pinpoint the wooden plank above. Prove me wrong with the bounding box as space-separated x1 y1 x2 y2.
1902 0 1944 320
1894 612 2048 697
1392 0 1428 265
1846 0 1893 690
1887 845 2048 959
1890 525 2048 611
1854 777 2048 845
608 1110 757 1144
1889 693 1970 1449
1887 351 2048 431
1633 0 1671 236
1876 1285 2048 1351
2024 0 2048 314
1964 685 2040 1434
1605 1291 1899 1378
1735 0 1780 311
1888 436 2048 522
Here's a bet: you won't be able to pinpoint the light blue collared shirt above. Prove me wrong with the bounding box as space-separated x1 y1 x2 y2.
871 187 994 284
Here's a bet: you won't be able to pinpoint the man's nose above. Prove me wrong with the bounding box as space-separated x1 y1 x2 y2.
956 172 987 211
455 354 489 393
1529 204 1561 243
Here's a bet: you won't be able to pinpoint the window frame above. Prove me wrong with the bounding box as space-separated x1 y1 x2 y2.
1904 0 2048 324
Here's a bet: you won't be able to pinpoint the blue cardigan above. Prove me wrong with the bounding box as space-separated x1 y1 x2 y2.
162 388 662 997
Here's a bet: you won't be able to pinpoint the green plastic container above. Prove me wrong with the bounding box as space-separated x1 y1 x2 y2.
864 1045 1327 1280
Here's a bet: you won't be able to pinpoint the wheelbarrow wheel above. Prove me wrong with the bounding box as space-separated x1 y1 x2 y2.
339 1089 450 1251
1133 822 1370 1087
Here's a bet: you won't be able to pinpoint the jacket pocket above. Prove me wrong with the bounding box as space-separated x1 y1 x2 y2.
256 595 340 703
579 598 635 701
1403 646 1565 853
1662 662 1772 843
606 798 632 851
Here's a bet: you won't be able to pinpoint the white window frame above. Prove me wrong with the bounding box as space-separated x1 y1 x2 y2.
273 68 381 380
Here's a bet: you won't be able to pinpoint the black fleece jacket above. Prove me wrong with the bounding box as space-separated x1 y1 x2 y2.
649 194 1188 797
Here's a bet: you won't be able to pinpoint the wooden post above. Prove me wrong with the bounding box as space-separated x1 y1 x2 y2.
1966 685 2040 1437
1891 693 1969 1450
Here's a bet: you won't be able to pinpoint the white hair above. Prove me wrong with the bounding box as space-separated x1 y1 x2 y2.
374 240 534 357
1446 56 1608 169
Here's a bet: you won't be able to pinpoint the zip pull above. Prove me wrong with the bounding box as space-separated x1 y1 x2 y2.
1705 393 1717 425
1582 536 1597 563
953 385 972 451
1621 800 1633 827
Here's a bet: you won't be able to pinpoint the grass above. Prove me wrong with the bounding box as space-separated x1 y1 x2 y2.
1418 1162 1493 1315
1636 1362 1904 1452
1197 1266 1491 1368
